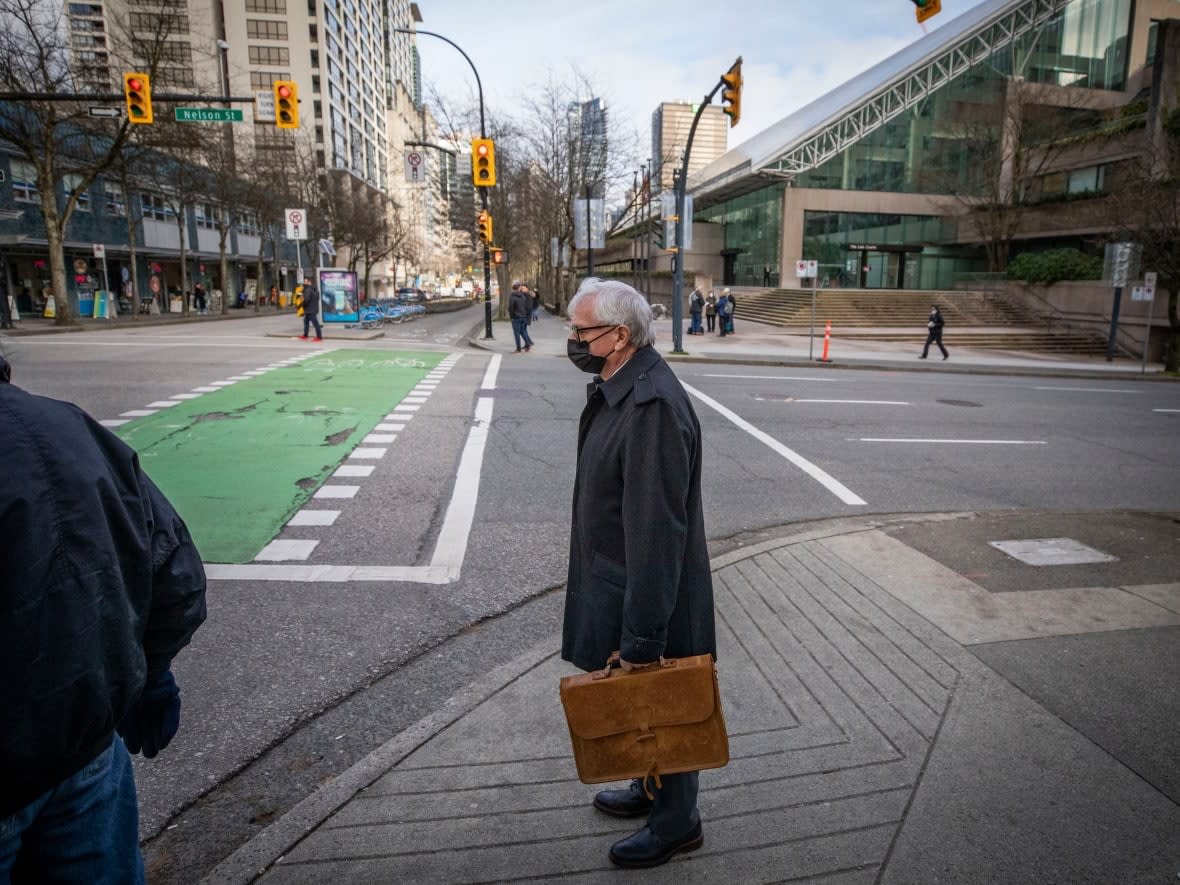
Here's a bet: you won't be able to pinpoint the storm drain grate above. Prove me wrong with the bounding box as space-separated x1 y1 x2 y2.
988 537 1118 566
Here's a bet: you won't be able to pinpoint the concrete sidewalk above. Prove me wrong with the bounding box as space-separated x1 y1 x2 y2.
471 312 1172 379
203 512 1180 884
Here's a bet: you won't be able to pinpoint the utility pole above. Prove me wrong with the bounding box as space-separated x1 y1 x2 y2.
394 27 494 339
671 58 742 354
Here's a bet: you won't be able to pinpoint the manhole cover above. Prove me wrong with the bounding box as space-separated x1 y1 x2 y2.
989 537 1118 566
937 399 982 407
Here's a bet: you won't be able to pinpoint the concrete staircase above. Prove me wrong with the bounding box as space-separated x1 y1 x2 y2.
729 288 1112 355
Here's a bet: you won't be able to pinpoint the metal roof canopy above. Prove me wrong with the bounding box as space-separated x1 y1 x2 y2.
691 0 1070 207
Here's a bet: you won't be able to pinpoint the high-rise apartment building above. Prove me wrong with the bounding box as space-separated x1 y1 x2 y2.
62 0 448 273
569 97 608 197
651 101 727 194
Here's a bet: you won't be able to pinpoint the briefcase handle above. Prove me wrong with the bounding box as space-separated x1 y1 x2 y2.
593 651 671 681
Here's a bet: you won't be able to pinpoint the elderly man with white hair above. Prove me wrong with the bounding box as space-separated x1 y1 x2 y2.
560 278 717 868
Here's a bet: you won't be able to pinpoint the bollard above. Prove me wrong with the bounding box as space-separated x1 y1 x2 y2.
819 319 832 362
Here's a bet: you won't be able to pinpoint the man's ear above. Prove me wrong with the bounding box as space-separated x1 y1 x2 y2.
613 324 632 350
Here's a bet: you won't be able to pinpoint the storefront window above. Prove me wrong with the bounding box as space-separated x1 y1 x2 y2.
11 160 39 202
64 174 89 211
697 186 784 286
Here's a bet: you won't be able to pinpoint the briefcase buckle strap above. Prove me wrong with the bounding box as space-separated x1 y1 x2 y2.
641 767 663 800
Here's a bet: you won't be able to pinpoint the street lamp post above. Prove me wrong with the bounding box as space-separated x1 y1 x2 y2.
671 62 739 353
393 27 494 339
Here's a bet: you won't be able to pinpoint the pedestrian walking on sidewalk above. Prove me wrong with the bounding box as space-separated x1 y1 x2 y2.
193 283 207 315
299 275 323 341
509 281 534 352
688 286 704 335
562 278 716 869
920 305 948 360
524 283 540 321
0 352 208 884
704 290 717 332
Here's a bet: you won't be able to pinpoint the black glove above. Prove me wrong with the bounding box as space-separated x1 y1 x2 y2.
118 669 181 758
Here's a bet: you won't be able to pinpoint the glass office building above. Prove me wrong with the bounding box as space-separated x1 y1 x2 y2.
692 0 1140 289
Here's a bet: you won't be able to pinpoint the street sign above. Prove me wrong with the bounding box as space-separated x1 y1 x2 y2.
254 90 275 123
174 107 243 123
405 150 424 183
92 243 105 258
1143 271 1157 299
89 106 121 118
795 259 818 278
285 208 307 241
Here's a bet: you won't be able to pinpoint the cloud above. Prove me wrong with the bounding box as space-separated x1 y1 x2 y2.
414 1 974 161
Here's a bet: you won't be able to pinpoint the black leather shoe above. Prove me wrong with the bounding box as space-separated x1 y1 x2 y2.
609 822 704 868
592 783 653 818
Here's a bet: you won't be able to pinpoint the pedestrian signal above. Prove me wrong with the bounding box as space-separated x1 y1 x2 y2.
721 58 742 128
123 72 153 124
912 0 941 23
491 248 507 265
274 80 299 129
477 210 493 244
472 138 496 187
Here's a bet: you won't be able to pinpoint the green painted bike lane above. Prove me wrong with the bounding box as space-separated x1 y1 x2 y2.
117 350 445 563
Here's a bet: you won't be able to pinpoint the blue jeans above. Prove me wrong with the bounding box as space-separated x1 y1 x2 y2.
690 313 702 334
302 314 322 338
511 317 533 350
0 739 145 885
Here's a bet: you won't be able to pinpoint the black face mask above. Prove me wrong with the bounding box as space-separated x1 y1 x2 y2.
567 339 607 375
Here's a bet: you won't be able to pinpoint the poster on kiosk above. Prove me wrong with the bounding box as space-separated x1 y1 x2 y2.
319 270 359 323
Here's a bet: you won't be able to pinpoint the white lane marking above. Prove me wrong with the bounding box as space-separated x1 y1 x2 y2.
857 438 1047 445
255 539 319 561
172 393 201 400
147 400 182 408
121 409 157 417
430 394 495 573
348 447 387 459
392 404 420 413
700 373 841 382
209 381 236 387
192 386 219 392
1034 386 1141 394
683 381 867 507
100 419 130 427
227 375 251 381
1153 408 1180 413
288 510 340 526
314 485 359 499
481 354 502 390
752 397 909 405
362 433 397 444
403 396 429 404
333 465 375 477
205 563 457 584
375 423 405 432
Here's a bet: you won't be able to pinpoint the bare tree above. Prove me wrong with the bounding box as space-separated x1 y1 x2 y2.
0 0 144 324
1109 20 1180 372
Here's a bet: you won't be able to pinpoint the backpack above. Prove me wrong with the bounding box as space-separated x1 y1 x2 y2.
722 299 733 316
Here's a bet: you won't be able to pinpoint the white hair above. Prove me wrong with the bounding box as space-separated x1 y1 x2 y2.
568 278 654 348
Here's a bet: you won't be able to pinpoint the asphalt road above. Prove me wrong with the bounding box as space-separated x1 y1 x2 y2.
4 309 1178 882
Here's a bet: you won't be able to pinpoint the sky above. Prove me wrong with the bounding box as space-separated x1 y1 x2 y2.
413 0 988 166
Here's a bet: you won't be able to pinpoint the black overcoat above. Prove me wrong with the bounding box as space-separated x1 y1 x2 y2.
561 344 716 672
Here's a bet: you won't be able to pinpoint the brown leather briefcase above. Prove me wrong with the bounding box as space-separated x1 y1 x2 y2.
559 654 729 789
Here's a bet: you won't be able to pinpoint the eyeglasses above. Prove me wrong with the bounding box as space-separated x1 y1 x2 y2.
567 323 618 343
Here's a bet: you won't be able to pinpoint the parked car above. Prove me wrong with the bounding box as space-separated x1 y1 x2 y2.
396 287 424 302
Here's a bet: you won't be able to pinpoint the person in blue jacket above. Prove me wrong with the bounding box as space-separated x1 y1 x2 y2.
0 352 208 884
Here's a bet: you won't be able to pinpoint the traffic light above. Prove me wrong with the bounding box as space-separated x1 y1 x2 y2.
477 209 493 244
123 72 153 124
274 79 299 129
912 0 941 23
491 248 507 264
721 58 742 128
471 138 496 187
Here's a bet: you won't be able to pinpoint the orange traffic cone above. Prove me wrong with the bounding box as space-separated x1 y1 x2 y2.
819 320 832 362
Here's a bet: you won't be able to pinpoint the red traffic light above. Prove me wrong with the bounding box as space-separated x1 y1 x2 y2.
277 84 291 99
127 77 143 92
476 143 489 157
